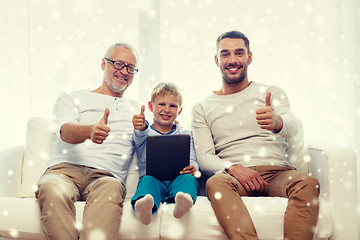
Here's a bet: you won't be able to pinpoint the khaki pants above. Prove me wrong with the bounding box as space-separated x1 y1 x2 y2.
35 162 126 240
206 166 320 240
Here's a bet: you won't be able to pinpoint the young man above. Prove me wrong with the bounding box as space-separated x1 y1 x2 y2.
131 82 199 225
35 43 139 240
191 31 320 240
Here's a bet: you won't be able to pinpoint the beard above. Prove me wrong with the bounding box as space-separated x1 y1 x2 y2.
104 76 129 95
221 65 247 85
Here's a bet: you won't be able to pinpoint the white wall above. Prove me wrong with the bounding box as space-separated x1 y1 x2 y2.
0 0 140 149
1 0 359 164
1 0 359 151
157 0 360 151
1 1 360 161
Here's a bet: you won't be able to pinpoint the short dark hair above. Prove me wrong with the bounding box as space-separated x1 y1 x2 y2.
216 30 250 53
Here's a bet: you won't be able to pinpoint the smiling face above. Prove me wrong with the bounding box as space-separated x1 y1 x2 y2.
149 93 182 134
215 38 252 87
101 46 137 97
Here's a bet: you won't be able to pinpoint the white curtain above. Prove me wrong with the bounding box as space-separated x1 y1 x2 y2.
1 0 359 157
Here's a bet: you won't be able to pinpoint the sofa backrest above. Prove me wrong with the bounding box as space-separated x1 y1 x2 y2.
21 117 140 199
21 117 54 198
21 117 307 198
286 119 309 173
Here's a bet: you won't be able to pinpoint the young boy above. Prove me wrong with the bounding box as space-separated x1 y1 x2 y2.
131 82 199 225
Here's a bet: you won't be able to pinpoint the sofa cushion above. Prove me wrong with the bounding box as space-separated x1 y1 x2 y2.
0 198 160 239
161 196 331 240
0 196 331 240
160 196 287 240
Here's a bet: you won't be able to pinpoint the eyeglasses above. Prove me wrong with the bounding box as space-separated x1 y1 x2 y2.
105 58 139 74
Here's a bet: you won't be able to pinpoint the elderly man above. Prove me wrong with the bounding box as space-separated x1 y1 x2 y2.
36 43 139 240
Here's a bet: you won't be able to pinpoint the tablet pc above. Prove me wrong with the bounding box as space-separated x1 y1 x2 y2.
146 134 190 181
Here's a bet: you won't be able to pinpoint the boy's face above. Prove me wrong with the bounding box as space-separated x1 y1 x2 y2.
149 93 182 131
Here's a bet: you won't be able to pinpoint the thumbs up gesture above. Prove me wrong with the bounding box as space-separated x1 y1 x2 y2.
255 92 283 133
91 108 111 144
132 105 146 130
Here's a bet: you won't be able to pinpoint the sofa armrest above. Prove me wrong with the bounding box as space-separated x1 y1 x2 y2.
307 143 358 240
0 145 25 197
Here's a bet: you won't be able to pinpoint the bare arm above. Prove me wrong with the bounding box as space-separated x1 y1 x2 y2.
60 108 110 144
60 123 92 144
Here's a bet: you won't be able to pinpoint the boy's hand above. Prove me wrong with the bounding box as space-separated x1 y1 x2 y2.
174 120 183 128
180 165 196 176
132 105 146 130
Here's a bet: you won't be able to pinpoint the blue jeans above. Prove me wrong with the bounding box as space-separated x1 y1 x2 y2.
131 174 199 213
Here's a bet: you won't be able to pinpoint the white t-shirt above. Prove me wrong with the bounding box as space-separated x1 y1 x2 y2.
49 89 139 182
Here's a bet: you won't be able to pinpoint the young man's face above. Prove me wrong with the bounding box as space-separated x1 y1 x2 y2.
102 46 137 96
149 93 182 131
215 38 252 85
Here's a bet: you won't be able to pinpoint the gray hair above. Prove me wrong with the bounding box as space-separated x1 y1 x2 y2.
104 43 139 66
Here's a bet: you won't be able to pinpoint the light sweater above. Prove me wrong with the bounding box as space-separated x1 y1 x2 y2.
133 124 199 177
49 89 139 182
191 82 298 176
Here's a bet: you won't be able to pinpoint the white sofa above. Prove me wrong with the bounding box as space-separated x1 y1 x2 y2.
0 117 358 240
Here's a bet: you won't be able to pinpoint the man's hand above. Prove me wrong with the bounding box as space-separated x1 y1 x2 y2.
227 164 269 192
90 108 111 144
132 105 146 130
180 165 196 176
255 92 283 133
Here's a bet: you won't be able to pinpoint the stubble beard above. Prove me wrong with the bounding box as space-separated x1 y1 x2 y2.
104 75 129 95
222 67 247 85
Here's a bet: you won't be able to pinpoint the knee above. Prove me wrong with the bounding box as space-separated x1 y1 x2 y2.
206 175 217 190
92 177 126 202
206 174 231 195
206 174 230 187
304 176 320 196
292 175 320 199
177 174 197 184
141 175 157 182
36 181 77 208
35 181 77 202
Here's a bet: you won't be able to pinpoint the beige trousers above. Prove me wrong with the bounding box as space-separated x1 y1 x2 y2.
206 166 320 240
35 162 126 240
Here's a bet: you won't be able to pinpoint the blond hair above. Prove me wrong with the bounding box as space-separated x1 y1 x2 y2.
150 82 183 107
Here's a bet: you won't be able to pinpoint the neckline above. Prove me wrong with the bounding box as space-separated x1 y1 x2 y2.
212 81 255 97
150 124 177 135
